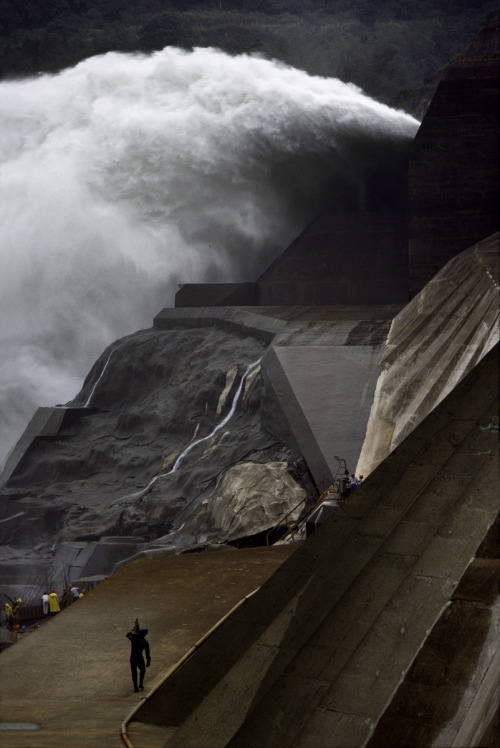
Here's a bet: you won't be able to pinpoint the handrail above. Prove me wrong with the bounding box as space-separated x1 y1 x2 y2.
120 587 260 747
265 481 325 546
454 51 500 66
265 455 351 547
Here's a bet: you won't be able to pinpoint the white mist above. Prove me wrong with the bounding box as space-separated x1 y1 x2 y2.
0 46 419 468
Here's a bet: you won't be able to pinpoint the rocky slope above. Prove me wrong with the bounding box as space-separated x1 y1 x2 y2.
0 325 311 592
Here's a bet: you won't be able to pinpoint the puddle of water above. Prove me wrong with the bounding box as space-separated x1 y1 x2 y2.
0 723 42 731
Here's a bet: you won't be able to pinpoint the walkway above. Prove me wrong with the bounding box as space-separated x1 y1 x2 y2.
0 545 296 748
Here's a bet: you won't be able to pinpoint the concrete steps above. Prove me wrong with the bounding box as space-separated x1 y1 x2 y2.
132 344 498 747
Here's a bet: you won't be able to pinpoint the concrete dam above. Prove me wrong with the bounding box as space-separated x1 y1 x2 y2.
0 18 498 748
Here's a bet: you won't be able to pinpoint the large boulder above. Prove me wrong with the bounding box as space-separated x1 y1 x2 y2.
167 461 306 546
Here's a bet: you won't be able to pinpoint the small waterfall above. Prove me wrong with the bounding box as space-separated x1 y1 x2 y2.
83 353 113 407
114 358 261 504
171 358 260 472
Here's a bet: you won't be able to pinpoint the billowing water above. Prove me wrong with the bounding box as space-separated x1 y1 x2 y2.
0 46 419 469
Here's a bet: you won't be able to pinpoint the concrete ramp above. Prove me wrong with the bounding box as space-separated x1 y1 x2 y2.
132 344 498 747
0 546 295 748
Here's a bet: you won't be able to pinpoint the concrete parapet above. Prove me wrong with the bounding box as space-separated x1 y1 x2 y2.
0 406 96 490
154 306 287 343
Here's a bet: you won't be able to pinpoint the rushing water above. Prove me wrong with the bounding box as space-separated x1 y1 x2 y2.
0 46 419 469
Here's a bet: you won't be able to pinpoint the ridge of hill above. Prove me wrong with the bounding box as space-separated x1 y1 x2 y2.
1 1 499 114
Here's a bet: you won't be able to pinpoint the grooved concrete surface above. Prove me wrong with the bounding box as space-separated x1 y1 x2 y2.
132 344 499 748
358 233 499 478
0 546 296 748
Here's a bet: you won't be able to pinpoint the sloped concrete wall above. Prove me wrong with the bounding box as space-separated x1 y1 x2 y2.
368 524 500 748
134 344 499 748
357 233 499 478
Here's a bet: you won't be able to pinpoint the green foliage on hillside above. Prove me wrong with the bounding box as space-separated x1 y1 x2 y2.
138 12 196 49
0 0 497 113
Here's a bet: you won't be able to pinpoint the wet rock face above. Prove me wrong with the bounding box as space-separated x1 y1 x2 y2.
169 461 306 547
1 326 310 581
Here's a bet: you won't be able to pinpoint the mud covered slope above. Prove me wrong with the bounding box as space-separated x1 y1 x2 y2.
0 325 310 588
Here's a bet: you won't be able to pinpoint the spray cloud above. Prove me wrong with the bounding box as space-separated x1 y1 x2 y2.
0 46 419 468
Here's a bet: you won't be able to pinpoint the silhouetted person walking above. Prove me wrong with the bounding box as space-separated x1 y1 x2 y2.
126 619 151 693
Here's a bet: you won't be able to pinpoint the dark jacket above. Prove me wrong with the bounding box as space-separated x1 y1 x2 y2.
126 628 150 663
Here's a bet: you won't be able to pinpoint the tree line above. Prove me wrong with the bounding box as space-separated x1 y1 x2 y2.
0 0 497 113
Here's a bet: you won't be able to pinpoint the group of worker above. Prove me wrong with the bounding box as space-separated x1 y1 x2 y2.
41 585 86 616
322 471 364 507
349 472 364 492
3 585 87 627
335 470 364 499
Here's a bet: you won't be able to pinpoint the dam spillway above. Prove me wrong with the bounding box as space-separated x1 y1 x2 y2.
0 17 499 748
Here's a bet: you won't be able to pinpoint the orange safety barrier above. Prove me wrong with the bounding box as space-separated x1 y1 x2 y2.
454 52 500 66
265 480 325 546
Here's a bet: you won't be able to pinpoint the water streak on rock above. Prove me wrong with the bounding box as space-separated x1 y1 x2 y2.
83 353 113 408
116 358 261 503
